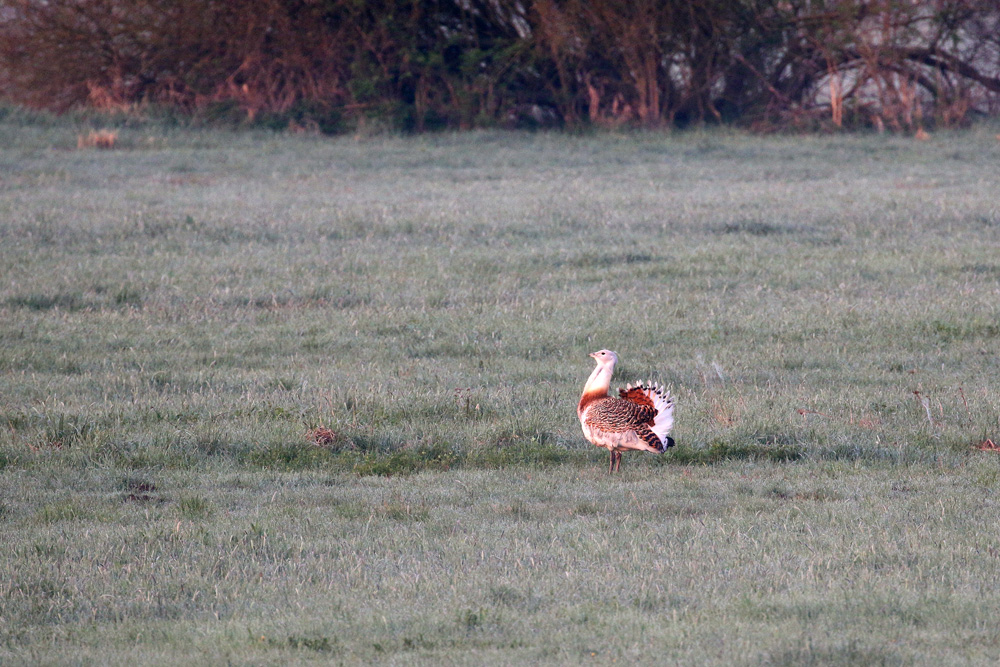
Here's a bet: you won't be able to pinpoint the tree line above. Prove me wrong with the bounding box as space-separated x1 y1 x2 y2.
1 0 998 132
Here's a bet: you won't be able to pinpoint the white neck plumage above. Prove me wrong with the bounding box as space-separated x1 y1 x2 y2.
582 363 613 398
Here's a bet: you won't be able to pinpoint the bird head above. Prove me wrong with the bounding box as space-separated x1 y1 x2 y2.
589 349 618 368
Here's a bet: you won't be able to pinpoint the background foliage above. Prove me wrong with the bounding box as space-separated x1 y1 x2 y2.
2 0 999 131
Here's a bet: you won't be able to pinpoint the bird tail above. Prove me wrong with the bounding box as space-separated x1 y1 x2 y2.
621 381 675 452
649 385 675 452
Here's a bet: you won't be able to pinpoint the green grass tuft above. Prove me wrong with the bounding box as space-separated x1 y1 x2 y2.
353 442 458 476
281 634 338 653
666 440 804 464
469 439 574 467
177 495 212 519
245 442 338 471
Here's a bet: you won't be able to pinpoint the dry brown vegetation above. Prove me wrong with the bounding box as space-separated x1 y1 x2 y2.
76 129 117 149
1 0 998 131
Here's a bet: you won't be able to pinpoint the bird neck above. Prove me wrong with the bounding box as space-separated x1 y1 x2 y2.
578 363 613 415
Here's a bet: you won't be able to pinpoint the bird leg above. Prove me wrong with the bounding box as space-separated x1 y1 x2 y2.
608 450 622 474
608 450 615 474
614 451 622 473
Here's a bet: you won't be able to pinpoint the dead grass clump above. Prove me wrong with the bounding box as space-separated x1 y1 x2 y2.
974 439 999 452
709 396 741 426
77 129 118 149
306 426 341 448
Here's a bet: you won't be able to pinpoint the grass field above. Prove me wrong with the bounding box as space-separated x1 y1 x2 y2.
2 116 1000 664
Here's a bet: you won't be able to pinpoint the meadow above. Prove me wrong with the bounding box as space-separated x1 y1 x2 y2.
2 115 1000 664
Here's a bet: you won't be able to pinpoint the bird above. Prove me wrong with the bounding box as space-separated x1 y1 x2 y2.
578 349 675 473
